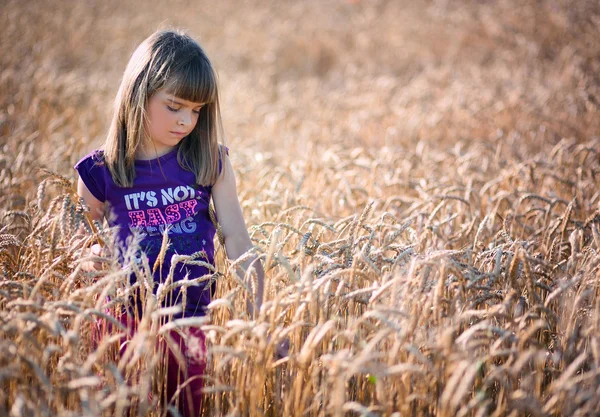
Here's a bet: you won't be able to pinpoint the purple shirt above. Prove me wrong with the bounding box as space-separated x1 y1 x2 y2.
75 147 221 317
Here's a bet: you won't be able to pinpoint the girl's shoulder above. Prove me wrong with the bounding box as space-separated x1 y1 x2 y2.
74 149 109 202
75 149 106 169
218 144 229 174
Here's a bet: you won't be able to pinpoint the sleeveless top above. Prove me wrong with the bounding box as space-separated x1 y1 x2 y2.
75 147 225 317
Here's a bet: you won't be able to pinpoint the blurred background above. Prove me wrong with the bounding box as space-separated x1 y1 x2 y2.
1 3 600 415
2 0 599 175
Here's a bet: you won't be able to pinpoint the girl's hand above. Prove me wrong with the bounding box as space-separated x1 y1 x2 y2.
81 243 106 271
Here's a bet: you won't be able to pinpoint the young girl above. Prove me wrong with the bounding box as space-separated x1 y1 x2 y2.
75 29 264 416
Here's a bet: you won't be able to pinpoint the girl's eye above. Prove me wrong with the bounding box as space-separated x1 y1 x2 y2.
167 105 180 112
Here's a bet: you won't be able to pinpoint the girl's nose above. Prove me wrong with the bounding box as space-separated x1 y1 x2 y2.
179 111 192 126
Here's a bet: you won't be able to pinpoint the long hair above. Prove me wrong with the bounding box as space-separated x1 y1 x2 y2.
103 29 223 187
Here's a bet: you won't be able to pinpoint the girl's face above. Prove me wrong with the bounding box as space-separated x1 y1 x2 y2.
140 89 204 159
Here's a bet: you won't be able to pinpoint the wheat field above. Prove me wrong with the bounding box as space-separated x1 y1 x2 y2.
1 0 600 416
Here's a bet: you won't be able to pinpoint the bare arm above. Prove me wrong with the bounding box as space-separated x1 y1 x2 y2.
77 177 105 223
212 153 264 317
77 177 106 268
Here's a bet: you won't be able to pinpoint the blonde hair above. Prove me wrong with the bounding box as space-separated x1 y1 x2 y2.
103 29 223 187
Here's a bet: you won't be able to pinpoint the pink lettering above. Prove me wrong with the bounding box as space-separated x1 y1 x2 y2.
128 211 147 227
164 204 181 223
179 200 198 218
147 208 166 226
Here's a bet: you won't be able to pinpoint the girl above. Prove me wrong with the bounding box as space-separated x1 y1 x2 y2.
75 29 264 416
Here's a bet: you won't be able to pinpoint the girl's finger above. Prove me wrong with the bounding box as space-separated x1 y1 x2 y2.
91 243 103 256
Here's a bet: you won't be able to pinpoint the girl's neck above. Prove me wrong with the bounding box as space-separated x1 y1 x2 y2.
135 144 177 161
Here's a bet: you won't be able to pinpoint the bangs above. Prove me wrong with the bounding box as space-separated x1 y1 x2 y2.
164 57 217 105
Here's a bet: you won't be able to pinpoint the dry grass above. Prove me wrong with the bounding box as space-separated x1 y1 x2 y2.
1 0 600 416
